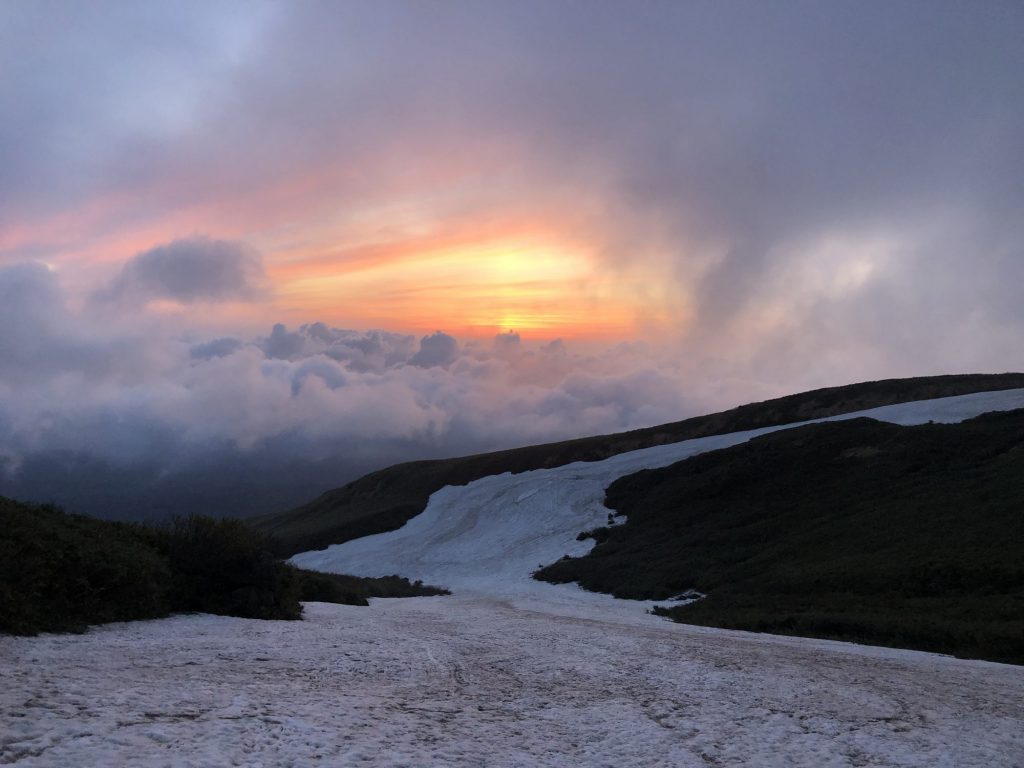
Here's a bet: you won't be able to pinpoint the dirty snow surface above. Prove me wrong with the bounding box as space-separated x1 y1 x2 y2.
4 390 1024 767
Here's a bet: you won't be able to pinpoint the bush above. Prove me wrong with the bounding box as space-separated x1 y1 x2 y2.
296 570 450 605
153 515 303 621
0 499 172 634
0 501 303 633
1 499 450 635
297 570 369 606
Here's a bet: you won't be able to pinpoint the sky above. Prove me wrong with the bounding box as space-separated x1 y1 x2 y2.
1 1 1023 519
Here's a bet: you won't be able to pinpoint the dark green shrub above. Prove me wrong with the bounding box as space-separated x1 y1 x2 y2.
1 500 452 635
0 499 172 634
296 569 449 604
154 515 303 620
297 570 369 606
0 501 306 633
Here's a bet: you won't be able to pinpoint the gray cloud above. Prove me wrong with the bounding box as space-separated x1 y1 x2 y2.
98 237 268 305
0 262 139 384
0 262 70 378
409 332 459 369
492 332 521 359
0 1 271 229
3 252 1021 522
260 323 307 361
0 276 697 519
189 337 243 360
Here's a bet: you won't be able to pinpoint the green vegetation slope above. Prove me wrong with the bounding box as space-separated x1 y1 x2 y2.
255 373 1024 556
535 409 1024 664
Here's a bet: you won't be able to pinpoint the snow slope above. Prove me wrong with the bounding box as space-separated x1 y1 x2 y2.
292 387 1024 597
4 388 1024 767
3 599 1023 767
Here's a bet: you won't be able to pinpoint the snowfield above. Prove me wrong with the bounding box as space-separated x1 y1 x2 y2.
3 389 1024 766
291 387 1024 594
3 599 1023 767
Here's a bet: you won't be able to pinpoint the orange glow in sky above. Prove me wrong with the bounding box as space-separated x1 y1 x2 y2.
265 229 657 340
13 179 668 341
9 131 674 342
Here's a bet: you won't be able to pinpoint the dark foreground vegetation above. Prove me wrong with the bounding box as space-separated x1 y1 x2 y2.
297 570 448 606
536 409 1024 665
256 373 1024 556
0 498 446 636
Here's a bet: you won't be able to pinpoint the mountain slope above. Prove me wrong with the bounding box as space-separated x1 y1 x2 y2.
535 409 1024 663
290 391 1024 626
8 389 1024 765
257 373 1024 555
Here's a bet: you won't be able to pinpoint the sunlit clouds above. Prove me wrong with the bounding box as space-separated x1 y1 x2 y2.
270 226 656 338
1 1 1023 517
0 258 695 518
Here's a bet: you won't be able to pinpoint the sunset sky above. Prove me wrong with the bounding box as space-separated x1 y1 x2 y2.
2 1 1023 518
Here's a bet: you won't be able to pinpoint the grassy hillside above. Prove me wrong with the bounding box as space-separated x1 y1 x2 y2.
0 498 446 636
535 409 1024 664
254 373 1024 556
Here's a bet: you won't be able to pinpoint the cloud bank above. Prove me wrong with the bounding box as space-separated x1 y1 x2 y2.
0 259 697 519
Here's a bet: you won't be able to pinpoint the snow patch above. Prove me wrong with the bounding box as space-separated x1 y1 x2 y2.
292 388 1024 600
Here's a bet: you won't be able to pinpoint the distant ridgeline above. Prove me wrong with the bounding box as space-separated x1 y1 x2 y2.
255 373 1024 557
536 408 1024 665
0 499 446 636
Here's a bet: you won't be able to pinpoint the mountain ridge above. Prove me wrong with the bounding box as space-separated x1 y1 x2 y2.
255 372 1024 556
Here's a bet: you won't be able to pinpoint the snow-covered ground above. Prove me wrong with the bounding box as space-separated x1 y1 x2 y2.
3 389 1024 766
3 598 1023 767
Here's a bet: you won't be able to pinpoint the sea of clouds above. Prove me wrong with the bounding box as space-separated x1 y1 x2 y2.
0 250 699 520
